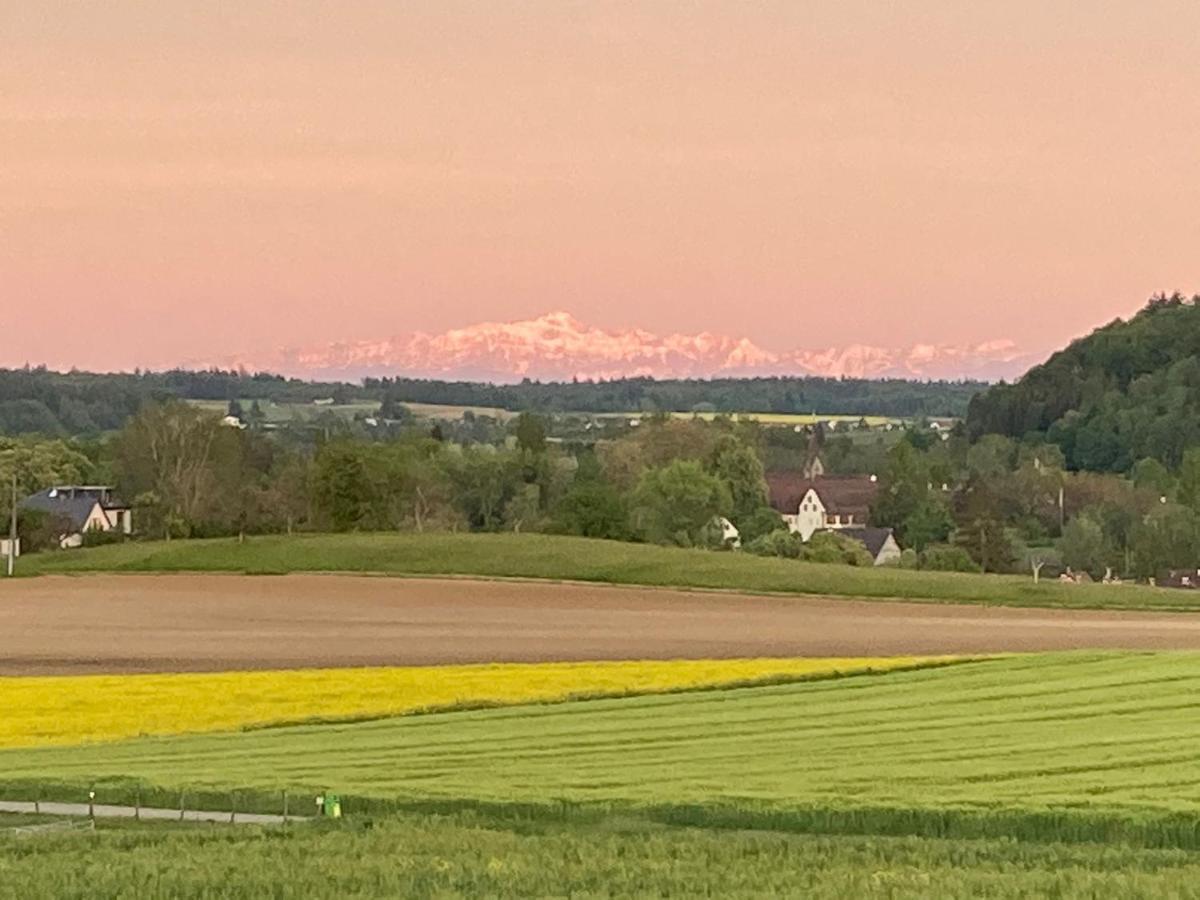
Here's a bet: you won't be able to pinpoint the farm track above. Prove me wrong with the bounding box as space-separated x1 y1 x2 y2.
3 574 1200 675
0 799 301 826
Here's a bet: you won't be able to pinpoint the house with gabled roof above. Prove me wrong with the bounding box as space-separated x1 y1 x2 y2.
766 472 901 565
21 485 132 549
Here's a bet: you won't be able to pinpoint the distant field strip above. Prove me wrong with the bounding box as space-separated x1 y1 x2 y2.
5 653 1198 819
1 656 949 749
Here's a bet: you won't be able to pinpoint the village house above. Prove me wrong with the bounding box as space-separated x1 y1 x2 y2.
765 472 902 566
21 485 132 549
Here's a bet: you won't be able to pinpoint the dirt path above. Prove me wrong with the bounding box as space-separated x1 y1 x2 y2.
0 799 301 825
3 574 1200 675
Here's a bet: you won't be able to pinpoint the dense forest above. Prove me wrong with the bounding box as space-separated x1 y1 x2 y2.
966 294 1200 471
0 368 983 437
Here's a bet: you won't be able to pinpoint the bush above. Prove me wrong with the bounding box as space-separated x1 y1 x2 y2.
81 528 129 548
919 544 978 572
737 507 786 544
744 529 802 559
15 509 72 554
803 531 873 567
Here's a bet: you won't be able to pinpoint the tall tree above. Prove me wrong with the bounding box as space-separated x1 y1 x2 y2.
113 402 222 538
631 460 731 547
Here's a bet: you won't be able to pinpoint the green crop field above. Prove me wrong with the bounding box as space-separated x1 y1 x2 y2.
5 653 1200 849
6 653 1200 896
3 813 1199 899
15 532 1198 611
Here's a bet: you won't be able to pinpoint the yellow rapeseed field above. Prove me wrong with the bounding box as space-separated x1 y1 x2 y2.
4 656 959 749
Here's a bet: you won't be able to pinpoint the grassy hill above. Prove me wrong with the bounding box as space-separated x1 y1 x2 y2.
16 532 1200 611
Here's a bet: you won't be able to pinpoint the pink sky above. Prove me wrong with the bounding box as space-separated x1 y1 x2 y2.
2 2 1198 375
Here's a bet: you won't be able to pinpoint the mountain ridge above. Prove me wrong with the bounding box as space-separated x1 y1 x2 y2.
200 311 1033 383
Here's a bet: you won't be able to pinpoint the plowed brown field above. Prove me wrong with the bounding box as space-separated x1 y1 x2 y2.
3 574 1200 675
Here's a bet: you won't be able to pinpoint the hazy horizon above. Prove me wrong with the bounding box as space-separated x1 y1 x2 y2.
4 3 1197 376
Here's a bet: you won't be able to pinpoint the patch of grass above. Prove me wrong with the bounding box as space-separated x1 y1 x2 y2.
5 653 1200 848
15 532 1199 611
4 810 1200 899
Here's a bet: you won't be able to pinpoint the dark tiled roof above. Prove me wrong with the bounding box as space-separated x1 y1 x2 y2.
836 526 898 559
21 489 102 532
766 473 880 521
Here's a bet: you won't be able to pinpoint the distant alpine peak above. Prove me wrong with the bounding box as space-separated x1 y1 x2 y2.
220 310 1031 382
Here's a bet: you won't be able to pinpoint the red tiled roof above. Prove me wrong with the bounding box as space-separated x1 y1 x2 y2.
766 473 880 522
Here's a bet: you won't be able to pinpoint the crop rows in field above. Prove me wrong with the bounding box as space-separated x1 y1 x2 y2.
1 656 953 748
4 812 1200 899
6 653 1199 818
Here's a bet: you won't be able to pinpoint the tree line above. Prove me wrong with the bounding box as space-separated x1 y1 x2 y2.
364 375 983 418
4 403 794 555
8 396 1200 581
0 367 982 438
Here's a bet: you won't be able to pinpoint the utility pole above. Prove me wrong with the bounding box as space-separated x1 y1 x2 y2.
7 471 16 577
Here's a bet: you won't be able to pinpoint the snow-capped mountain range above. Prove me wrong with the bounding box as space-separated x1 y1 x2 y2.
212 312 1033 382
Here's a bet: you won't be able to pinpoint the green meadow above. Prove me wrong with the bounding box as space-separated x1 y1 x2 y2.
6 653 1200 848
17 532 1200 612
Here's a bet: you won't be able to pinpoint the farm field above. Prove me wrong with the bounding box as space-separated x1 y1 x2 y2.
4 575 1200 676
6 653 1200 848
0 656 952 748
15 532 1200 612
605 409 909 427
187 398 380 423
3 812 1199 899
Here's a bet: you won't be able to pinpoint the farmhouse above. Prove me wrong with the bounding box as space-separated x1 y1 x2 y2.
766 472 901 565
767 473 880 540
21 485 132 549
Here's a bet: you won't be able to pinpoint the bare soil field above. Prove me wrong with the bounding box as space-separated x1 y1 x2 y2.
3 575 1200 675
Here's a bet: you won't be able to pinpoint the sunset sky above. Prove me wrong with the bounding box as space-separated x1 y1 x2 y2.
3 2 1198 375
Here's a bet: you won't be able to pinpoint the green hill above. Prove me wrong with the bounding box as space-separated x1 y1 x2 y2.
966 294 1200 471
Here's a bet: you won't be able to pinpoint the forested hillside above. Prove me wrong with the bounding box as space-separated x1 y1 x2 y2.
0 368 982 437
966 294 1200 471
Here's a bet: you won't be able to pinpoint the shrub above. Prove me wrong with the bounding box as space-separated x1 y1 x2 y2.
919 544 978 572
744 529 802 559
81 528 128 548
803 531 873 567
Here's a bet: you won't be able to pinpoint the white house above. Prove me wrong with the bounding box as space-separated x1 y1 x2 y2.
767 473 880 541
21 486 132 549
766 472 901 566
